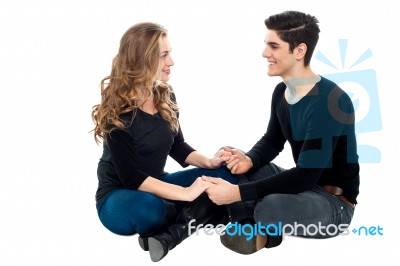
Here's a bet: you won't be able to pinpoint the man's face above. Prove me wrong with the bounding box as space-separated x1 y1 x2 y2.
262 30 298 79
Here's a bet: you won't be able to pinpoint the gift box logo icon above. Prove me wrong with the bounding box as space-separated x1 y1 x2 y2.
315 39 382 163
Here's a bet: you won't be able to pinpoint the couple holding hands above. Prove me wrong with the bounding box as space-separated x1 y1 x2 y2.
91 10 359 262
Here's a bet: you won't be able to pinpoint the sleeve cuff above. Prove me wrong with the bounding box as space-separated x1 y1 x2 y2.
238 182 260 201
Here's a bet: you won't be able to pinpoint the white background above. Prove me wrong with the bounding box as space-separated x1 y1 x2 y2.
1 0 398 265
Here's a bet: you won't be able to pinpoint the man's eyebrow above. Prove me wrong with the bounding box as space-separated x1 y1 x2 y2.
264 40 280 46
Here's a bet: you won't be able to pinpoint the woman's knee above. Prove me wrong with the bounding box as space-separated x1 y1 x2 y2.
133 195 166 234
213 166 239 184
99 190 165 235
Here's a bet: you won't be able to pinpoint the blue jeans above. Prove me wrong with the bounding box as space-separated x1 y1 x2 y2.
96 166 238 236
254 186 354 238
228 163 354 239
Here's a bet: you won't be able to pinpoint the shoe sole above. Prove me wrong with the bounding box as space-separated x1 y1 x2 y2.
148 237 167 262
220 230 258 255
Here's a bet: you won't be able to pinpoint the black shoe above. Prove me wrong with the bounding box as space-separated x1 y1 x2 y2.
146 193 223 262
148 235 170 262
220 224 259 255
147 222 187 262
138 236 149 251
137 200 178 252
220 223 282 255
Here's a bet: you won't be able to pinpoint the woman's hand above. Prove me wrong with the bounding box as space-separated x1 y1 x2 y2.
209 148 232 169
183 177 213 201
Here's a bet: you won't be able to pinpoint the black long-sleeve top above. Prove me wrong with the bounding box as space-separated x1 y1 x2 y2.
240 77 360 204
95 94 195 204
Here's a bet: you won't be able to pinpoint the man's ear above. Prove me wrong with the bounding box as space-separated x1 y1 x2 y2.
295 43 307 61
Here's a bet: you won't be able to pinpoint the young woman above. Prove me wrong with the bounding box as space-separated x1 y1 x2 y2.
91 22 238 262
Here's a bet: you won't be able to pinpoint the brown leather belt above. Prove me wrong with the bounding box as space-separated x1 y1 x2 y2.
322 185 355 209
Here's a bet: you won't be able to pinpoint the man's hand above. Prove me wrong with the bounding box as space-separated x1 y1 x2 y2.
223 147 253 174
202 176 241 205
209 147 232 169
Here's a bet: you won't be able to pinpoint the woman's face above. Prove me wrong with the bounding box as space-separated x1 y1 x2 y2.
157 36 174 82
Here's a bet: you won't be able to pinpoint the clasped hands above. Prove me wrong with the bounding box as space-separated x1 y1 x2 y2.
189 147 253 205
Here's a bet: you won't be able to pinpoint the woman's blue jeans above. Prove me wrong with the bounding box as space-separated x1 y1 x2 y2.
96 166 238 236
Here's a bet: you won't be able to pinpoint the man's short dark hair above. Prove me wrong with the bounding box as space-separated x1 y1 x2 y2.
265 11 320 66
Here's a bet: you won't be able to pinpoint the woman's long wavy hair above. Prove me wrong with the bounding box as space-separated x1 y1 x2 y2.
91 22 179 144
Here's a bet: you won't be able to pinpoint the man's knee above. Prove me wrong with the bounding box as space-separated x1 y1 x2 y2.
254 194 289 224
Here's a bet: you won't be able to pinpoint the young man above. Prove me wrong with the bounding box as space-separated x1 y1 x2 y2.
203 10 360 254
